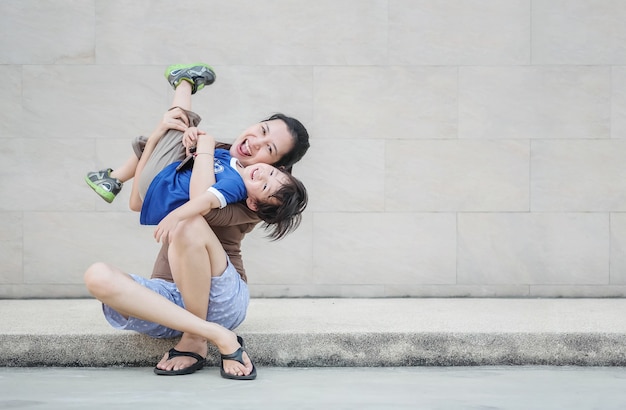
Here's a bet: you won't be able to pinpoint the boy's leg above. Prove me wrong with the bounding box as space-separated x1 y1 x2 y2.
86 63 214 203
133 109 202 203
110 154 139 182
84 135 144 203
124 65 209 206
171 80 193 111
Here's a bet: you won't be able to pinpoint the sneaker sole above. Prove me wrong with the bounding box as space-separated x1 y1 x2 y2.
84 175 115 203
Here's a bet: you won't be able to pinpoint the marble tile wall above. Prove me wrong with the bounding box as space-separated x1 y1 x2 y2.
1 0 625 297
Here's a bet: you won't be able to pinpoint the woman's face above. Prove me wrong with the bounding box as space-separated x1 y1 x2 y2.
230 119 295 167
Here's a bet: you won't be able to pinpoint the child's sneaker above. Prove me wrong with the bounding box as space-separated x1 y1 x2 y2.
165 63 216 94
85 168 123 203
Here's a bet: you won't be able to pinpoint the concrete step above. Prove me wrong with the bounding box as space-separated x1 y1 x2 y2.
1 298 626 367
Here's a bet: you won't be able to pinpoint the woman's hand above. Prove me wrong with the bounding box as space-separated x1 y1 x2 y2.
154 213 181 243
159 107 190 134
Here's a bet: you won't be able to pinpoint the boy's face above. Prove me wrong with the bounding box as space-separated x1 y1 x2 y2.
230 119 295 167
240 163 289 211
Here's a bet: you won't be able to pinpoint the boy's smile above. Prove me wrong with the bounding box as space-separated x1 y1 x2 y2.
239 163 289 209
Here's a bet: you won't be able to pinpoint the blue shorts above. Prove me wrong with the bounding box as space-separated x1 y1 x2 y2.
102 257 249 338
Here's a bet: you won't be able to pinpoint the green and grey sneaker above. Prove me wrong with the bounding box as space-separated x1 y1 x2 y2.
85 168 123 203
165 63 216 94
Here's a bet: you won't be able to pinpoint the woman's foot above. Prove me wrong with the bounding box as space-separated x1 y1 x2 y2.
220 335 257 380
153 348 205 376
218 332 255 379
154 333 207 375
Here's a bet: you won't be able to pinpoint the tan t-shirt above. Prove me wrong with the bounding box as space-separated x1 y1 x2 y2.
151 202 260 283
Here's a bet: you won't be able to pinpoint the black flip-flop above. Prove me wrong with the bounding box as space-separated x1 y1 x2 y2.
220 336 257 380
154 348 205 376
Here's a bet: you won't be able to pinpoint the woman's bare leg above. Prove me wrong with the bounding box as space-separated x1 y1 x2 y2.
155 216 235 372
83 262 253 376
171 216 228 313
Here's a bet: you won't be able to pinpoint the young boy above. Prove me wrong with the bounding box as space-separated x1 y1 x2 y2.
144 129 307 241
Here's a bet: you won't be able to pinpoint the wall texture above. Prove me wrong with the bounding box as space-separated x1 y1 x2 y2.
2 0 626 298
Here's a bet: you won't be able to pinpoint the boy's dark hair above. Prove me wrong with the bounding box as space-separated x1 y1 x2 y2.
255 171 308 241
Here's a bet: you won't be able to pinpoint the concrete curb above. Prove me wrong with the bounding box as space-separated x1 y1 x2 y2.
2 298 626 367
3 332 625 367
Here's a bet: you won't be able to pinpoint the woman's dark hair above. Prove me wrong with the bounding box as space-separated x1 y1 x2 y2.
263 113 310 171
255 170 308 241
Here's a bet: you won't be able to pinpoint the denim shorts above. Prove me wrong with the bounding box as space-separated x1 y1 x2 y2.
102 257 249 338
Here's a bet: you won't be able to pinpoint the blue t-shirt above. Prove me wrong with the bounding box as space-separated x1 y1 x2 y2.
140 148 247 225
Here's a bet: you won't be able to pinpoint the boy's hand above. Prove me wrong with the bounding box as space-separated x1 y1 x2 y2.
154 213 181 243
183 127 207 154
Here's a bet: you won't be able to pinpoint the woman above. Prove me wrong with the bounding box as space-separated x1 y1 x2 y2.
84 63 310 378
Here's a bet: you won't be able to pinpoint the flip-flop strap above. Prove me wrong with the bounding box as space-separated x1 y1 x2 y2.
167 348 204 363
220 347 245 366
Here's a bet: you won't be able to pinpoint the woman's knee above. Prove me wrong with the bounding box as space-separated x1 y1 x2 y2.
83 262 119 297
170 216 211 246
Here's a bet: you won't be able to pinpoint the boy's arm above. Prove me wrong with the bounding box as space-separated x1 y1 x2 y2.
153 190 221 243
189 133 216 199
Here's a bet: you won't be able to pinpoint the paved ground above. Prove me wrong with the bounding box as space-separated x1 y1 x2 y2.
1 366 626 410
